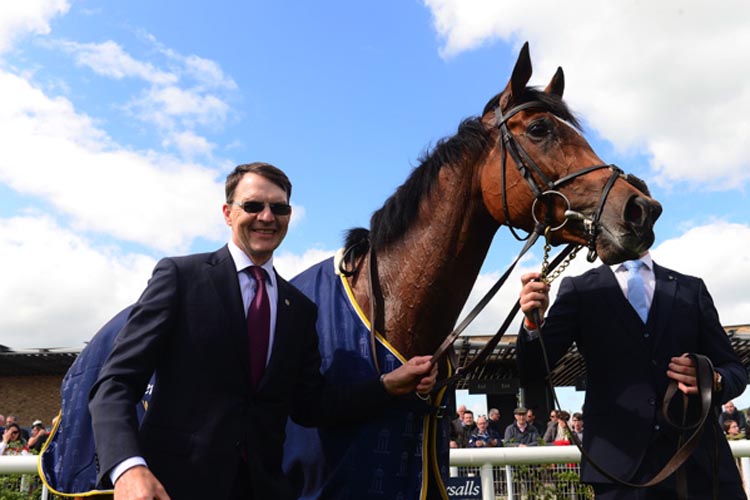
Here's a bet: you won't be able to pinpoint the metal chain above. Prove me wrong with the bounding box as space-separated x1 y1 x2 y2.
540 226 582 284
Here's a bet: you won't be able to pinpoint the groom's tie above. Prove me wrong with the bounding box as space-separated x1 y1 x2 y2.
623 260 648 323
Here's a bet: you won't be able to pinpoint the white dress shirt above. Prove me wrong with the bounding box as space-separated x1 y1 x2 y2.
609 252 656 311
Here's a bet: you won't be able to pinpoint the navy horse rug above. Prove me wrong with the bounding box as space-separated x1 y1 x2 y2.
283 254 452 500
38 306 150 497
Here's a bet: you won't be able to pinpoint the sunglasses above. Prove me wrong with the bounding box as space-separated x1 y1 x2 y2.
233 201 292 216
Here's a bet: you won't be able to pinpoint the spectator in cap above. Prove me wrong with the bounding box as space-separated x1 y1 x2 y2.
503 407 540 447
28 420 49 454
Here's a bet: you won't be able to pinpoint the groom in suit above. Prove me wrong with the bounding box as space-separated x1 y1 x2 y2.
89 162 437 500
517 244 747 499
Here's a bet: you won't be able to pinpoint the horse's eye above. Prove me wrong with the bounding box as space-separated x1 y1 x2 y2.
527 120 550 138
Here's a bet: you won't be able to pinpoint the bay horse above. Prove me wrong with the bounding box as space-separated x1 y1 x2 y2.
39 43 661 499
282 42 661 499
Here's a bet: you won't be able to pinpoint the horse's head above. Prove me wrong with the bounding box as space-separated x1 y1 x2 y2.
479 43 662 265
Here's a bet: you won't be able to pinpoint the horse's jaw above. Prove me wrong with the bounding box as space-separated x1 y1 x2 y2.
593 215 659 265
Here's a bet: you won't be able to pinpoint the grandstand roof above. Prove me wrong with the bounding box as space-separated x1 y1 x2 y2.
451 324 750 390
1 325 748 387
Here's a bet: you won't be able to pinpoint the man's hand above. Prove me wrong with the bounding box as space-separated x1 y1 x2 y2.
381 355 438 397
520 272 550 325
114 465 170 500
667 353 698 395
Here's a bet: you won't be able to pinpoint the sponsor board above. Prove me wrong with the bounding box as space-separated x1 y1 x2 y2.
445 476 482 499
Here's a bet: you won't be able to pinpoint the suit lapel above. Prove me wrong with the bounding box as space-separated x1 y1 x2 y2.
650 263 677 352
258 271 295 391
206 246 251 381
597 266 640 325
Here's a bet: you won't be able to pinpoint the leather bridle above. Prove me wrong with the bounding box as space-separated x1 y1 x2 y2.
494 99 625 263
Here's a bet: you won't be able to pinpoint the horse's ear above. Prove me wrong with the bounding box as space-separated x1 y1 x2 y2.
500 41 532 110
544 67 565 97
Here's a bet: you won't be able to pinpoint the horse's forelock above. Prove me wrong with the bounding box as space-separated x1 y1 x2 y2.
483 87 582 131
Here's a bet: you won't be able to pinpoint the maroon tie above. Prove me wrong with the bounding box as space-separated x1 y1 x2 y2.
246 266 270 389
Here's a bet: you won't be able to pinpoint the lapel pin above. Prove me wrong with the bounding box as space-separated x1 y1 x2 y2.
285 298 291 306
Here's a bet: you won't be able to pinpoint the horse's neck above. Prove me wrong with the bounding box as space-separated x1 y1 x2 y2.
355 167 499 359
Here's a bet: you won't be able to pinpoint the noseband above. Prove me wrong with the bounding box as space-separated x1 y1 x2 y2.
494 101 624 262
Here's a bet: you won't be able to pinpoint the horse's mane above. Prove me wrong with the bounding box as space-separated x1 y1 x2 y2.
344 87 581 255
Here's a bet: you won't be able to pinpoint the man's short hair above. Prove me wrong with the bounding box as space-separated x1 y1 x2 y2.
572 412 583 421
225 162 292 203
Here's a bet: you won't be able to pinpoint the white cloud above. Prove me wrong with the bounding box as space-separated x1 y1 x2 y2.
274 247 336 280
57 40 177 85
0 70 228 253
142 31 237 92
0 1 69 54
165 130 216 158
423 0 750 190
651 221 750 325
0 215 156 348
182 54 238 91
48 34 236 160
129 85 230 130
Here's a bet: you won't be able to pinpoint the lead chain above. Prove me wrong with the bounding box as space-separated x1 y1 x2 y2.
540 226 582 284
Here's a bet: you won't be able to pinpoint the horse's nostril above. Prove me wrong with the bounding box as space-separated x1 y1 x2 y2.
624 196 645 225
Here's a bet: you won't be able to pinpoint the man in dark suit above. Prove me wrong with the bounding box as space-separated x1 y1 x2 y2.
89 162 437 500
517 251 747 499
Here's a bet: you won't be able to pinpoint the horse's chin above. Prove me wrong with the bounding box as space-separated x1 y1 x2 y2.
595 227 655 265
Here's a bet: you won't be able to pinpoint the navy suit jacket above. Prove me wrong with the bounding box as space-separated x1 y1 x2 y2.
517 263 746 486
89 246 390 499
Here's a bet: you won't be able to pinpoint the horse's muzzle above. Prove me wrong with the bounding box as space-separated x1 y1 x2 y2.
624 195 662 233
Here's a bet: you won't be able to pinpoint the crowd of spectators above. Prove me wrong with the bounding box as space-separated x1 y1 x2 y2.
449 406 584 448
452 398 750 448
721 400 750 441
0 413 50 456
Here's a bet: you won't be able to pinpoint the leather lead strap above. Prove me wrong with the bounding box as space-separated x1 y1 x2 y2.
544 348 718 498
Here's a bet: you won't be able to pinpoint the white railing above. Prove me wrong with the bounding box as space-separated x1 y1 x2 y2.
3 442 750 500
449 440 750 500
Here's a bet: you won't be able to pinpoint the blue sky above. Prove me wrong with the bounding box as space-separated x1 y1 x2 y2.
1 1 749 412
